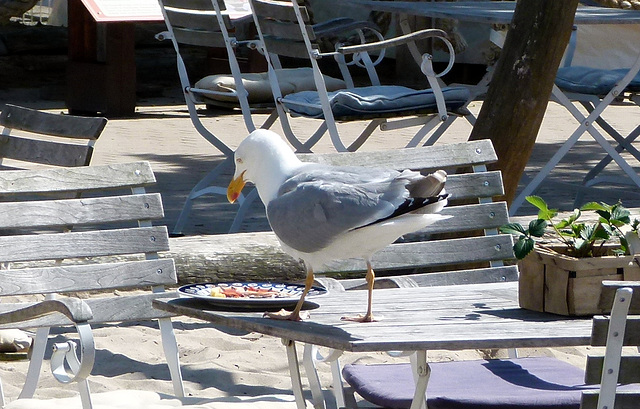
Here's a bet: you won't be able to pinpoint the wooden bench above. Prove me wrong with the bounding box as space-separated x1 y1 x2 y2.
171 139 518 288
0 161 184 409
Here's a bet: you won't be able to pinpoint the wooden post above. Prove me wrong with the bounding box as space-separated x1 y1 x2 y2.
66 0 137 117
468 0 580 204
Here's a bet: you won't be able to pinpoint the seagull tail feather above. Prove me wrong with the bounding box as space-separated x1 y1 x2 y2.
408 170 447 198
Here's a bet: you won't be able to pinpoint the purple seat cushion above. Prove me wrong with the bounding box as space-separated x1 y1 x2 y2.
342 357 599 409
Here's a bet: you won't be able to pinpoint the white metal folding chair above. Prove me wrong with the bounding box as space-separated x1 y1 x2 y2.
510 25 640 215
158 0 388 234
157 0 272 235
248 0 472 153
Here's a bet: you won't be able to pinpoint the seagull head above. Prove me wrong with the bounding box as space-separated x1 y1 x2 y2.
228 129 301 204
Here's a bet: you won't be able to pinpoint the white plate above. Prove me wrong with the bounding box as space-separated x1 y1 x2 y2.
177 282 327 309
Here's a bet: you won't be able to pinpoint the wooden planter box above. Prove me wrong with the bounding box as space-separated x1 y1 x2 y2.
518 245 640 316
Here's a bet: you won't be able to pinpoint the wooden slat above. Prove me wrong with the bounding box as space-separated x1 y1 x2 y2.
325 234 515 273
0 292 178 330
0 134 93 167
0 193 164 229
0 161 156 195
409 202 508 235
337 265 519 290
258 18 313 41
580 390 640 409
263 36 310 58
300 140 498 169
585 355 640 384
162 0 225 11
172 28 227 48
445 172 504 200
591 316 640 346
0 259 176 295
598 281 640 314
0 104 106 140
165 9 227 32
0 226 170 263
251 0 310 23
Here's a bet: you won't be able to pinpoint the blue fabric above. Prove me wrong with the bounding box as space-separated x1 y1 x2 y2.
281 85 470 120
342 357 598 409
555 66 640 95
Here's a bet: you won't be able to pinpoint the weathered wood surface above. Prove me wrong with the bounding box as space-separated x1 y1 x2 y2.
0 193 164 229
0 292 177 330
0 161 156 194
0 226 170 263
0 104 106 169
581 390 640 409
585 355 640 384
591 316 640 346
0 104 106 139
154 282 594 352
0 259 176 295
0 161 179 330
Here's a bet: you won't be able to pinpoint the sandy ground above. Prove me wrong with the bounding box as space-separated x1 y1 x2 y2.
2 78 640 407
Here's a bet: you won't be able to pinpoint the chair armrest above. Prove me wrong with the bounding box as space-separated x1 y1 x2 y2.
335 28 448 55
0 298 93 326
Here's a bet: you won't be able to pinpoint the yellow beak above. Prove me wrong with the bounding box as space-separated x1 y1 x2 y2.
227 171 246 203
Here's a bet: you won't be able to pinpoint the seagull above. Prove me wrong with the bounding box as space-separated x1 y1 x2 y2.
227 130 451 322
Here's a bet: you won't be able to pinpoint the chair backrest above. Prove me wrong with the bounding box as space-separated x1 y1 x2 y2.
0 104 107 170
250 0 318 59
300 139 518 287
581 281 640 409
158 0 257 132
0 161 177 329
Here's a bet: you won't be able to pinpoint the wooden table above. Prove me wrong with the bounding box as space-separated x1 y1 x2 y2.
154 282 593 409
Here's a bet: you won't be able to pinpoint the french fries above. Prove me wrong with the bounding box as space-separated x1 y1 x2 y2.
209 284 282 298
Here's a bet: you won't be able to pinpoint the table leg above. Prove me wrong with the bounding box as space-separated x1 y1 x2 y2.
283 339 309 409
410 350 430 409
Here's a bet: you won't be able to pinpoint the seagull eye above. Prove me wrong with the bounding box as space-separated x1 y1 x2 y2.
236 158 243 164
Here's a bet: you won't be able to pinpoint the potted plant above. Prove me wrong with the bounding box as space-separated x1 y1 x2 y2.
500 196 640 316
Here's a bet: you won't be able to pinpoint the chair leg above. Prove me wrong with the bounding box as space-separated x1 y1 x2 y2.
158 318 185 398
78 379 93 409
229 188 260 233
19 327 50 399
172 157 233 235
283 340 308 409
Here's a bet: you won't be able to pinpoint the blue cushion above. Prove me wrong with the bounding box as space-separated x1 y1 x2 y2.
555 66 640 95
281 85 470 120
342 357 598 409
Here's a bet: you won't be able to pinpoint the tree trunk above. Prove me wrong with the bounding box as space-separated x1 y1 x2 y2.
469 0 580 205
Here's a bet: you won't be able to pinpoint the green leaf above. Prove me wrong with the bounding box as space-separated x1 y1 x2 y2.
525 196 557 220
611 205 631 224
525 195 547 211
513 237 535 259
580 202 607 212
528 219 548 237
499 223 527 236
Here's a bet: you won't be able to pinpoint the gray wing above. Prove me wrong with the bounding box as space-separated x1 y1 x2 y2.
266 165 411 253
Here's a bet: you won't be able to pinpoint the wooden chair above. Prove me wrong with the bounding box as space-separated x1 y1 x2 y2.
0 104 107 170
0 104 107 356
0 162 184 409
340 281 640 409
248 0 473 153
